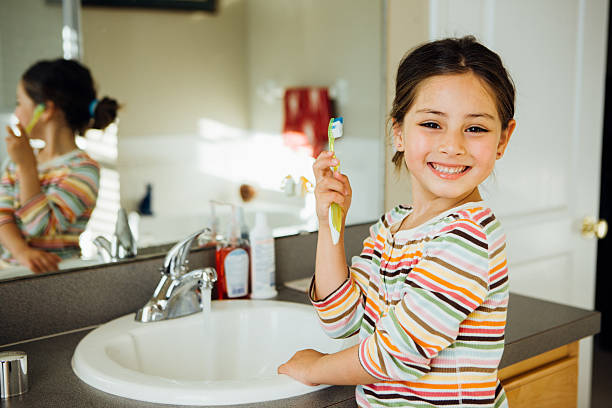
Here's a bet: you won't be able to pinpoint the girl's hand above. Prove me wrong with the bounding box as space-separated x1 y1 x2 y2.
313 151 352 223
13 247 62 274
278 349 325 386
5 124 36 169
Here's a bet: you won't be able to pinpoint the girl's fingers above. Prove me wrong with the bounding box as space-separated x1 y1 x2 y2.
316 175 347 195
313 151 339 179
333 172 352 195
319 191 346 206
16 122 26 136
45 254 61 270
33 252 59 273
30 260 43 274
6 125 15 137
35 257 53 273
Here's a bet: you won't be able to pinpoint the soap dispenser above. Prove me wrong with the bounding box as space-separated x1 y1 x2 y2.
213 205 251 300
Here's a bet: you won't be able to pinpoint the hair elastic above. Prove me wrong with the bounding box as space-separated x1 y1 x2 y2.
88 99 99 117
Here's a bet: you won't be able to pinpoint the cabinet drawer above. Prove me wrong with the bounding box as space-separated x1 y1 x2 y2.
501 356 578 408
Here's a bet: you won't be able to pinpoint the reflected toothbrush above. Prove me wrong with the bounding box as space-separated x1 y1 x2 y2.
25 104 45 133
328 117 343 245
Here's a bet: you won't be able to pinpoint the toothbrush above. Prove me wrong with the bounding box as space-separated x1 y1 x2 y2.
327 117 343 245
25 104 45 134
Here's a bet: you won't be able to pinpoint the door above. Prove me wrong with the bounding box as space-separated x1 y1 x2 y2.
428 1 608 407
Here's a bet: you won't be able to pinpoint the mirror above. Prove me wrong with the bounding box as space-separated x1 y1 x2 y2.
0 0 385 281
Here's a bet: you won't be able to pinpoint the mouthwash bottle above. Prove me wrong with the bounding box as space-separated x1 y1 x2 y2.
213 206 250 300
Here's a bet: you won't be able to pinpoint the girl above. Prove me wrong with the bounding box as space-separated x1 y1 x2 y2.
278 36 516 408
0 59 118 273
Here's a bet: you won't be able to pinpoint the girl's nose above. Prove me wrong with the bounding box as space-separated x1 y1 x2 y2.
438 130 466 156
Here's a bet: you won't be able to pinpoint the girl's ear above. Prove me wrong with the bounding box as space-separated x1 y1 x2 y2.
392 119 404 152
41 101 55 122
496 119 516 159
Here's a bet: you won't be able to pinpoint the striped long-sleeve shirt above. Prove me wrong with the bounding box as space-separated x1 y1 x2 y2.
0 149 100 262
311 202 509 408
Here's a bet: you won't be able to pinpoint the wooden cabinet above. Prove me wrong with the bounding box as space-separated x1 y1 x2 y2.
499 342 579 408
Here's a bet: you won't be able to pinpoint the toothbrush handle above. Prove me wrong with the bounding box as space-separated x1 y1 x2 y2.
329 143 339 173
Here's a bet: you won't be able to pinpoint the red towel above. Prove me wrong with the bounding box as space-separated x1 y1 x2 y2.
282 87 332 158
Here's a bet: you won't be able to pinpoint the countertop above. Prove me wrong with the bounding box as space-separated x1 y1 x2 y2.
0 289 600 408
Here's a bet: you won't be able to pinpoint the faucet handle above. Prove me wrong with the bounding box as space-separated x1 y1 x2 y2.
163 227 212 277
93 236 113 262
115 208 136 258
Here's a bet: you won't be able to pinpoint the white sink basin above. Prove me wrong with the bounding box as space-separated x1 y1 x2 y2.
72 300 355 405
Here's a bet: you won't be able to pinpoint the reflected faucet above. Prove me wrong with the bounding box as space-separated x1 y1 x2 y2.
93 208 137 262
135 227 217 323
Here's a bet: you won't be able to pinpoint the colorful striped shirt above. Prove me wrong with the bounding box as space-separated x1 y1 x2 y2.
0 149 100 262
311 202 509 407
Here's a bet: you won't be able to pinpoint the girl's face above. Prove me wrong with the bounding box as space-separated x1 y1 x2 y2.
14 80 38 136
394 72 515 205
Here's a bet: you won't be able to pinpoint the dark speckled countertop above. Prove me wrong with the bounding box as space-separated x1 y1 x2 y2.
0 289 600 408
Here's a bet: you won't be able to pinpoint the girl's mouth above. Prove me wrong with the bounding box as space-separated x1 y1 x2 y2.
428 162 471 179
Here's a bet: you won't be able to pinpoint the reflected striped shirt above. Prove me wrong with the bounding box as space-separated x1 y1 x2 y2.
311 202 509 407
0 149 99 261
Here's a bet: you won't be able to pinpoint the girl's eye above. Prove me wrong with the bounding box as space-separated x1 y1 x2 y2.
420 122 440 129
466 126 488 133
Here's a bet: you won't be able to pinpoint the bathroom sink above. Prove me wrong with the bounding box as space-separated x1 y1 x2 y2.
72 299 356 405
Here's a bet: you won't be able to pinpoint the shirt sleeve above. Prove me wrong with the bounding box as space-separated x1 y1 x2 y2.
0 160 16 227
358 219 490 382
310 217 384 339
13 159 99 236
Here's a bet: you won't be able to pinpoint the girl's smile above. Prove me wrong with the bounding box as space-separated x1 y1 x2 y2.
428 162 471 179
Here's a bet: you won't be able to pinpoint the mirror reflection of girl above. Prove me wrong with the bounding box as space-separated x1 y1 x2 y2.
279 36 516 407
0 59 118 273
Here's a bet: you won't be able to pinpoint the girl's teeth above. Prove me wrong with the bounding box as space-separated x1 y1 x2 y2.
432 164 466 174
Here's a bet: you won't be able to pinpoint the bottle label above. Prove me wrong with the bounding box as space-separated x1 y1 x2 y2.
252 239 275 293
224 248 248 298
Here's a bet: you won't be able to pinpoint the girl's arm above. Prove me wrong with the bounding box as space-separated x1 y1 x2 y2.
0 222 61 273
15 160 41 205
278 345 379 386
0 222 30 258
5 125 41 204
13 158 99 237
282 219 499 386
312 151 352 300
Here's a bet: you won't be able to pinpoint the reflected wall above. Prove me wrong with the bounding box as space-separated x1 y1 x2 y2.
81 0 384 246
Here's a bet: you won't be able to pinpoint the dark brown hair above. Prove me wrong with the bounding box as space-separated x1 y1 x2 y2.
22 59 119 135
390 36 515 170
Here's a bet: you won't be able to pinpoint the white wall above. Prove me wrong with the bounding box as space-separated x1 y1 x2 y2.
82 0 250 222
0 0 63 168
246 0 385 226
0 0 63 112
384 0 430 211
82 0 385 245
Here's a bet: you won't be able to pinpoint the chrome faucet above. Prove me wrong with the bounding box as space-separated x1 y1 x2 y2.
135 227 217 323
93 208 137 262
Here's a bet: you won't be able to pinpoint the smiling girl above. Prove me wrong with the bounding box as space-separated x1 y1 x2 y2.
278 36 516 407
